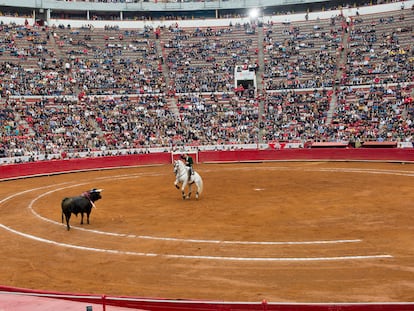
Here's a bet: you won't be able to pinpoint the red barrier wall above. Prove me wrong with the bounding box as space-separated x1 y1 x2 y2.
0 152 172 180
0 285 413 311
1 149 414 310
1 148 414 180
199 148 414 163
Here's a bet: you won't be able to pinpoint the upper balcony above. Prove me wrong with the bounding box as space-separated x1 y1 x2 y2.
0 0 335 13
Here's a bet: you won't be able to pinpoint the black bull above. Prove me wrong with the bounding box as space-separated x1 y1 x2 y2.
61 190 102 230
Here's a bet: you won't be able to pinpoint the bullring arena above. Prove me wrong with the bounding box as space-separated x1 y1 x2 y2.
0 0 414 309
1 150 414 310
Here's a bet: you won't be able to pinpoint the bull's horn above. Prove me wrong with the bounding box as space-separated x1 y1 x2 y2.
91 188 103 192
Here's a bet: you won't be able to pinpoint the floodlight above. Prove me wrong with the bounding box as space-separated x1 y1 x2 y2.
249 8 260 19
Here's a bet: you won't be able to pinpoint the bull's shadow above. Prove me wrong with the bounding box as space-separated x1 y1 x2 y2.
61 188 102 231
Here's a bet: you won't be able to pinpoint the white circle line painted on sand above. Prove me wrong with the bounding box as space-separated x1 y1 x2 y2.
124 236 363 245
312 168 414 177
227 166 414 177
25 177 363 246
0 224 157 257
0 181 77 205
0 224 392 261
1 166 408 259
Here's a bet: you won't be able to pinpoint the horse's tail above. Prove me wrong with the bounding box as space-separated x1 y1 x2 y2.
197 175 203 195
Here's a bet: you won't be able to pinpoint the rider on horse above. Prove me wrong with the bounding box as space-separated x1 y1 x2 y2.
181 153 194 182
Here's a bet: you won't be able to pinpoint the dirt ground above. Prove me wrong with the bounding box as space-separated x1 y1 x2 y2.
0 161 413 303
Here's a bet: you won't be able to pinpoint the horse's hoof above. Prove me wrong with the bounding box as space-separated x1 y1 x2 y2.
175 185 179 189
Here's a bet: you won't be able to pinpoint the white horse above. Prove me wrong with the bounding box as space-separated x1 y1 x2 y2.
173 159 203 200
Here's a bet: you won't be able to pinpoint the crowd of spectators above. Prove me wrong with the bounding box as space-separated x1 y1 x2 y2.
262 89 331 142
332 83 413 144
163 22 257 94
0 22 164 97
344 9 413 86
262 14 346 90
0 7 413 162
176 93 260 145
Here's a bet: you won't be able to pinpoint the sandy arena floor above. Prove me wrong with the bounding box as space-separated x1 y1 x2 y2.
0 162 413 303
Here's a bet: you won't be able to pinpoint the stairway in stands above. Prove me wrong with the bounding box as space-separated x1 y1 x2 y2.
326 19 351 124
155 33 180 119
256 22 266 144
49 29 83 96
